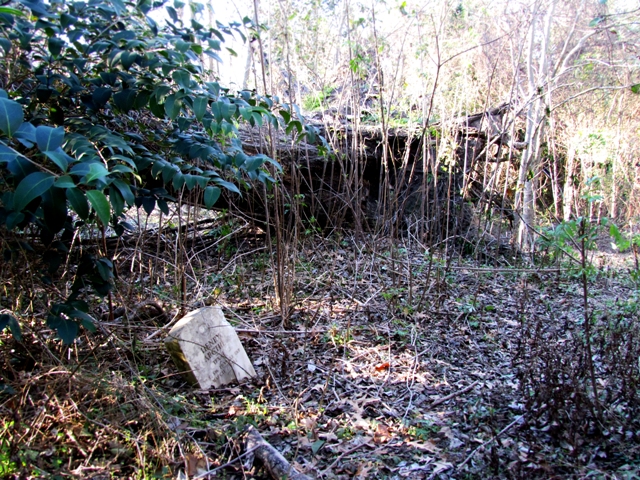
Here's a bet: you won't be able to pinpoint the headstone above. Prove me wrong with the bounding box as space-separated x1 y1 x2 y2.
165 306 256 389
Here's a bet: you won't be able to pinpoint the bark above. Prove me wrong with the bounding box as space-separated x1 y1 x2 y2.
516 0 555 250
563 147 576 221
243 425 311 480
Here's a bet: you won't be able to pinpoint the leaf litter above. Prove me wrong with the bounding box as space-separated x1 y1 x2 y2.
1 227 640 479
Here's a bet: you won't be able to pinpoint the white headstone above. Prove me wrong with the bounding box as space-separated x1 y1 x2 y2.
165 306 256 389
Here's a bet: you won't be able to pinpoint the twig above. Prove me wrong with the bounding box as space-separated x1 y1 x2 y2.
193 446 259 479
430 380 479 408
235 329 323 334
458 414 524 469
318 440 371 477
446 266 565 273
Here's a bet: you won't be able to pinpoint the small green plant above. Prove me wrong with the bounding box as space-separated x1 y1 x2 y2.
532 178 613 422
405 419 439 441
610 223 640 289
537 220 581 265
302 86 335 111
458 297 478 315
229 414 256 433
324 324 351 347
382 287 406 312
0 427 17 476
336 426 355 440
391 317 412 343
304 216 320 236
0 314 21 341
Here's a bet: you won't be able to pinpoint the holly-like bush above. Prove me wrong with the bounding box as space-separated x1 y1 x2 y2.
0 0 308 343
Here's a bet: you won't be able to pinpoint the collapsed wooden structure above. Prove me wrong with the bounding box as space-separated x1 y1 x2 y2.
230 103 521 241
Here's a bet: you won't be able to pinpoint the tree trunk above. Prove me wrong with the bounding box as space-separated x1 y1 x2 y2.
563 146 576 221
516 0 555 250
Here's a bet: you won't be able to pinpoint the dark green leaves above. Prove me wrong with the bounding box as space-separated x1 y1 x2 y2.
95 258 113 283
164 94 182 120
0 144 19 164
86 190 111 226
48 37 65 57
36 125 65 152
112 179 134 206
214 178 240 194
210 100 235 124
203 185 221 208
0 0 307 346
19 0 49 16
0 95 24 138
0 314 21 341
610 223 630 251
113 89 137 113
0 6 23 16
118 52 135 70
589 16 604 27
0 38 11 55
83 163 110 184
14 122 37 148
631 84 640 95
193 95 208 121
54 175 75 188
45 148 74 172
67 187 89 219
47 301 97 344
172 70 191 89
244 155 267 172
92 87 112 109
166 5 179 23
175 40 191 53
286 120 303 135
13 172 55 211
50 316 78 344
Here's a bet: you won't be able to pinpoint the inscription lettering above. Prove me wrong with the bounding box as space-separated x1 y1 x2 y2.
165 306 256 389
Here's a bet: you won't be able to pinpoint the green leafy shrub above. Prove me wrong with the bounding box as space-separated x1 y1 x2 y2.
0 0 309 343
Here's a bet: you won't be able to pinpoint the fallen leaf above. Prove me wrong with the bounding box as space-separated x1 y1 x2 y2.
440 426 455 439
299 416 316 430
374 423 392 444
432 461 453 474
186 453 199 476
375 362 390 371
298 436 313 448
355 461 374 478
311 439 325 454
449 436 464 449
319 431 339 442
353 416 370 430
440 426 464 449
405 439 440 453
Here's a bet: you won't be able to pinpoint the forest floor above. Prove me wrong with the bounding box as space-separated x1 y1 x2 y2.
2 223 640 479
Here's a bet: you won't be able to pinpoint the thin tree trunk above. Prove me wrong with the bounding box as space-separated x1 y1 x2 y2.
563 146 576 221
517 0 555 250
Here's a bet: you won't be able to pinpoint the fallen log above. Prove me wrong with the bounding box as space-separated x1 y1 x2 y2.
243 425 311 480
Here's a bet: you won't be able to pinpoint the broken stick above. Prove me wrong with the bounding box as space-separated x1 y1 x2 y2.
244 425 311 480
430 380 479 408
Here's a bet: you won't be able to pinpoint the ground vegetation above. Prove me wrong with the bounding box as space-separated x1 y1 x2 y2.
2 0 640 478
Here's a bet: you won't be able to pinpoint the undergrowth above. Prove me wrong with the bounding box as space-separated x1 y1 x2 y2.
2 217 640 478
